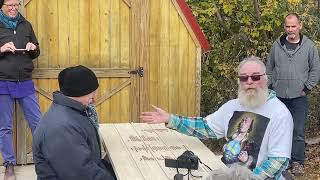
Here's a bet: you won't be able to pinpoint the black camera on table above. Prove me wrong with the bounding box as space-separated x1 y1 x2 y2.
165 150 199 170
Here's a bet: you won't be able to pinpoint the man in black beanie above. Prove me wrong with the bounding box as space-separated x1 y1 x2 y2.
32 65 116 180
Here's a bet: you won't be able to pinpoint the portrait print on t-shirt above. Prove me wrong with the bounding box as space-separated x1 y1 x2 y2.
222 111 270 170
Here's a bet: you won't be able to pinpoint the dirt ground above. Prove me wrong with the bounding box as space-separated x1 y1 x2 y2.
295 143 320 180
295 124 320 180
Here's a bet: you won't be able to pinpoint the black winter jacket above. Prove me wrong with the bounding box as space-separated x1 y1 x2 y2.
0 15 40 81
32 92 116 180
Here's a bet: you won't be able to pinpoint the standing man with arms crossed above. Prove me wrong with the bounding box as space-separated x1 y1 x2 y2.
0 0 41 179
266 13 320 176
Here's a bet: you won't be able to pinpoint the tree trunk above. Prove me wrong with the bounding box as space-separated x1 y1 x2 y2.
253 0 268 40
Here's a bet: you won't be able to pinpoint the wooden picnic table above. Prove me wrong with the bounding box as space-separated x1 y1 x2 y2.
100 123 226 180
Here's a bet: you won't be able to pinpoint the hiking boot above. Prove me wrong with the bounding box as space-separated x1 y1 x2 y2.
291 161 304 176
4 164 16 180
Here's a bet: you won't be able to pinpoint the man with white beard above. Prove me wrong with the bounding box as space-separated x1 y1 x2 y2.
140 56 293 180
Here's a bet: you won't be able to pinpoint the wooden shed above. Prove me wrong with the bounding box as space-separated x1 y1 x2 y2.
1 0 210 164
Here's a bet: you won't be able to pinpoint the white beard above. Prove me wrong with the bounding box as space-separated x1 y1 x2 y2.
238 86 268 109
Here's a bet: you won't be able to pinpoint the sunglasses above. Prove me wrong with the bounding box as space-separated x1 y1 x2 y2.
238 74 265 82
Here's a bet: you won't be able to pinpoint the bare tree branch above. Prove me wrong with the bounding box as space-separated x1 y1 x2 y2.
318 0 320 15
212 1 234 36
253 0 268 40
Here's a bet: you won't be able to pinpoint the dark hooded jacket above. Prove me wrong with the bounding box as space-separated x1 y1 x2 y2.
32 91 116 180
0 14 40 81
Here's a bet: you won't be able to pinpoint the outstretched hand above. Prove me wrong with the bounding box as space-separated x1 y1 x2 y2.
140 105 170 124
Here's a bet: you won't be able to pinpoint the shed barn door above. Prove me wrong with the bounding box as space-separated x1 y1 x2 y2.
12 0 138 164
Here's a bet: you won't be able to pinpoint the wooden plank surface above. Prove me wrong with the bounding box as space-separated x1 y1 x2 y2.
187 37 196 116
37 0 48 68
149 0 160 107
178 19 189 115
99 0 110 68
58 0 69 67
132 123 177 179
100 124 143 180
195 47 202 115
138 0 150 114
129 0 139 122
47 0 58 67
100 123 226 180
115 124 168 180
159 0 170 111
89 0 101 68
168 2 179 114
150 124 207 179
79 0 90 65
69 0 80 66
120 1 130 69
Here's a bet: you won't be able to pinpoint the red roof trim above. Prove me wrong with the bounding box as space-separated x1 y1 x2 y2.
175 0 211 52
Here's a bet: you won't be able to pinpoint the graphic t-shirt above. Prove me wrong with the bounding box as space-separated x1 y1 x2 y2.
205 97 293 168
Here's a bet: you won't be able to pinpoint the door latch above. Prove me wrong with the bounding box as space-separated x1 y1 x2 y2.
128 67 144 77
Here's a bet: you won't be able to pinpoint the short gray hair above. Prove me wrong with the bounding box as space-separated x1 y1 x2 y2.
237 56 266 75
285 13 301 23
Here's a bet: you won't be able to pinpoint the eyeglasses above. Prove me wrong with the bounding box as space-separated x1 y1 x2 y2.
238 74 265 82
3 3 21 10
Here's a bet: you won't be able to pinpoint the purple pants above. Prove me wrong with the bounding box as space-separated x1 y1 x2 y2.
0 93 41 165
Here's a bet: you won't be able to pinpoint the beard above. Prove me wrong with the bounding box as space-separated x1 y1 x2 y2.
238 86 268 109
287 33 296 39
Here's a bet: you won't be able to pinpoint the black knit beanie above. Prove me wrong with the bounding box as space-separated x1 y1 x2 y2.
58 65 99 97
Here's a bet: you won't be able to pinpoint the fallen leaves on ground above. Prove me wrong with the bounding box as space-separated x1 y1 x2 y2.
296 143 320 180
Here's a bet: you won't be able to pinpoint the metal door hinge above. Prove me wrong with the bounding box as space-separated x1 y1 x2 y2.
128 67 144 77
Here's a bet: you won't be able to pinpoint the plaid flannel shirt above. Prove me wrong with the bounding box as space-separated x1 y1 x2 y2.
167 114 289 180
